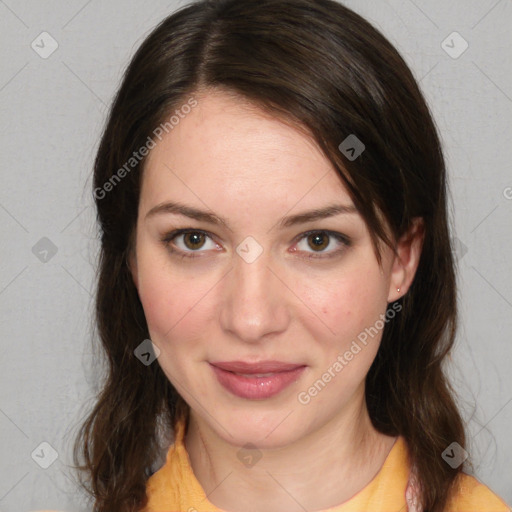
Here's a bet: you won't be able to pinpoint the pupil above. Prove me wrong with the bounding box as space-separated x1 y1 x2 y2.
310 233 327 250
186 232 203 249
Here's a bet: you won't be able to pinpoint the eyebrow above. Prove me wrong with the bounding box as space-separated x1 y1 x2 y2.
145 201 358 230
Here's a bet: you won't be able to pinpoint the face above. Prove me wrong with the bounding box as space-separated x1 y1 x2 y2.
129 89 417 448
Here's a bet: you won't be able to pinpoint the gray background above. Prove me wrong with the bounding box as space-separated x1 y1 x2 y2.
0 0 511 510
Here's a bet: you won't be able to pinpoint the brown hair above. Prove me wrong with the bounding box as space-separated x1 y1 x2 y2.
73 0 467 510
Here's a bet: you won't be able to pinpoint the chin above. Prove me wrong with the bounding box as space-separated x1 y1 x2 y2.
209 404 308 448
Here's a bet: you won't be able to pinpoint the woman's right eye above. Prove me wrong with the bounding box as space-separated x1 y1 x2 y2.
161 229 219 259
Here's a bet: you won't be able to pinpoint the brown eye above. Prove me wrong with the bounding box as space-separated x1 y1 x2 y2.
294 230 351 260
183 231 206 250
161 229 218 259
307 232 329 251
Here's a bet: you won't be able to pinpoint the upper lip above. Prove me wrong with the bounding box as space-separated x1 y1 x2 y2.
210 361 305 374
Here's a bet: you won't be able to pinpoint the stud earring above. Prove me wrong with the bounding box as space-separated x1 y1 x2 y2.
397 288 401 293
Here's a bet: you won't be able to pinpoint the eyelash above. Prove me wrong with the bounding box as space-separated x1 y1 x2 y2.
160 228 351 261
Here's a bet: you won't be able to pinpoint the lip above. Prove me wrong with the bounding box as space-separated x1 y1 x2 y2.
210 360 304 373
209 361 306 400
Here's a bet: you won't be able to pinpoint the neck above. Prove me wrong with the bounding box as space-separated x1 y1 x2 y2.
184 385 397 512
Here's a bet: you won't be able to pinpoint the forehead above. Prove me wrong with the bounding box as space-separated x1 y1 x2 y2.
140 90 352 212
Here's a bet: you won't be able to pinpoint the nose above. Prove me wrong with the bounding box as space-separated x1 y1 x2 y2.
219 247 290 343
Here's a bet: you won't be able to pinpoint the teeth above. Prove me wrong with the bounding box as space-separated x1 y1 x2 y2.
234 372 275 378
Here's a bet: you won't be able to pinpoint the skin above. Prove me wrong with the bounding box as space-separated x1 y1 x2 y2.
129 88 424 512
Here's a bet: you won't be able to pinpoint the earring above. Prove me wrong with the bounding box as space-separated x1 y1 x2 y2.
397 288 401 293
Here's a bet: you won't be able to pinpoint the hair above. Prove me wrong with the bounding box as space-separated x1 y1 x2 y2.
73 0 468 510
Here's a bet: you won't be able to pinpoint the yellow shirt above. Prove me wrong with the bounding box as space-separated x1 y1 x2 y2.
144 416 511 512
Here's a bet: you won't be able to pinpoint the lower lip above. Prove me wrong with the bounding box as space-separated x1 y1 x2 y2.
210 364 306 400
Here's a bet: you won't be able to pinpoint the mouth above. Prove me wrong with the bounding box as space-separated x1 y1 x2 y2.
209 361 307 400
210 360 305 373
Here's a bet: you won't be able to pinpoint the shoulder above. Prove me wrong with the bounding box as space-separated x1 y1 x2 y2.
446 473 511 511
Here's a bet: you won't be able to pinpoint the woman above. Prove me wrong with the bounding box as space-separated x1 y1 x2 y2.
70 0 510 511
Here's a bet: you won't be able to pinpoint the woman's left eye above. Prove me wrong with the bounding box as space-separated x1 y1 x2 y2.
293 230 351 259
161 229 350 260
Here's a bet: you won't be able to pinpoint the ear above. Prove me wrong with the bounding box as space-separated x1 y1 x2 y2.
387 217 424 303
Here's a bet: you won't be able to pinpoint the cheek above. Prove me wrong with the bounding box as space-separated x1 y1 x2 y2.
299 266 388 349
137 273 207 391
136 259 203 344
